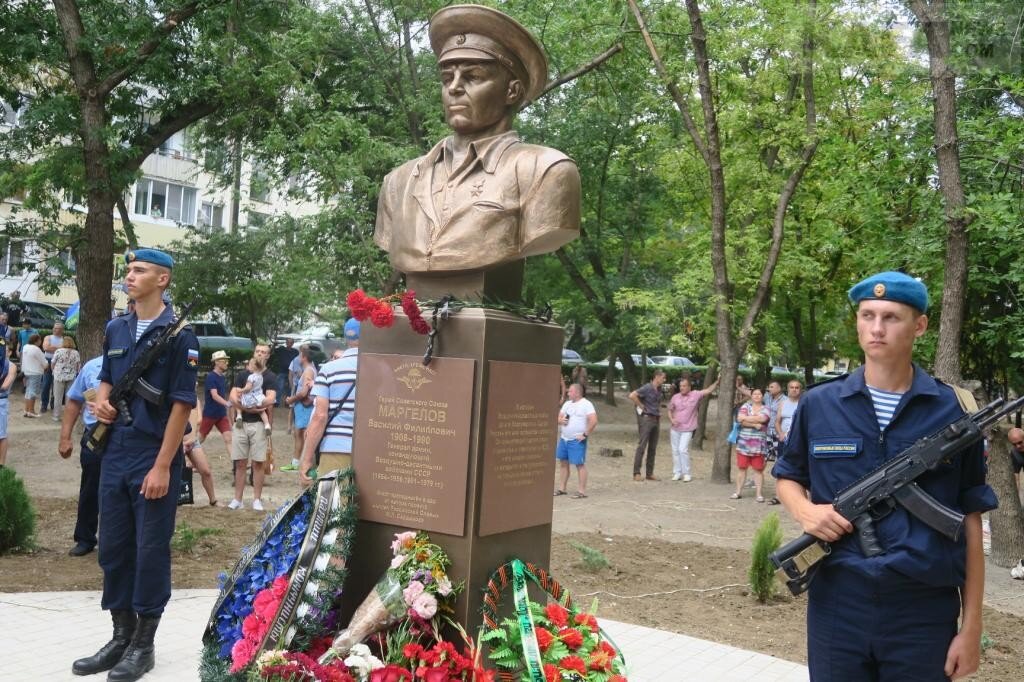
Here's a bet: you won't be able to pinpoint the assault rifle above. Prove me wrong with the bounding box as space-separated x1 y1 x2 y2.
771 395 1024 596
86 303 194 455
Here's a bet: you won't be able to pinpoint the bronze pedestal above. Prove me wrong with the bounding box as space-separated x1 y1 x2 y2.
345 308 562 632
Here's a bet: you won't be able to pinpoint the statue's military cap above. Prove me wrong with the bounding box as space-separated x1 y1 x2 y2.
429 4 549 106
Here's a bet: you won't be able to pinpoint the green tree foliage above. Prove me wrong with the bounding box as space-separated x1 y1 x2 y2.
0 0 333 358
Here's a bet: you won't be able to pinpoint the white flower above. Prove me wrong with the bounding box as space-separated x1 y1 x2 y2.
345 644 384 679
314 554 330 572
255 650 287 671
436 575 453 596
390 554 405 569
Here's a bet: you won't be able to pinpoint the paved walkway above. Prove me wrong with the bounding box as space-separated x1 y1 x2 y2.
0 590 808 681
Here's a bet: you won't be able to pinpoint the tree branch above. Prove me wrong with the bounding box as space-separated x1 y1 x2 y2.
540 43 624 98
97 1 218 97
627 0 709 163
738 1 819 351
124 99 221 172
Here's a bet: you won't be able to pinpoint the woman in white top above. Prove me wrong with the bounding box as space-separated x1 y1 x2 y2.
20 333 46 417
50 336 82 422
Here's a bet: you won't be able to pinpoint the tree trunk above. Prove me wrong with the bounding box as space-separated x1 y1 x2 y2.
908 0 971 384
693 362 719 449
76 197 116 362
712 361 739 483
603 359 616 407
986 424 1024 567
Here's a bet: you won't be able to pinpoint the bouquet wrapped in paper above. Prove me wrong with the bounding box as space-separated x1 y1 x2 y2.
320 530 460 663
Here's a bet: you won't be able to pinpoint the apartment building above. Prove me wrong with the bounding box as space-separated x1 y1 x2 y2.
1 105 324 307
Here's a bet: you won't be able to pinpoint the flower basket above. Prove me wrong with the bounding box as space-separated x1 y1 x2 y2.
479 559 627 682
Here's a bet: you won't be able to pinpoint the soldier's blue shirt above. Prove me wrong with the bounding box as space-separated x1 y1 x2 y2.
68 356 104 426
773 364 997 588
98 304 199 445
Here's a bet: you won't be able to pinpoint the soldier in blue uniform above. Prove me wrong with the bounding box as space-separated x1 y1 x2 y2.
72 249 199 681
774 271 997 681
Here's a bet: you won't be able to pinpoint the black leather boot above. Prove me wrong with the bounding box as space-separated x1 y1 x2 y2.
107 615 159 681
72 610 137 675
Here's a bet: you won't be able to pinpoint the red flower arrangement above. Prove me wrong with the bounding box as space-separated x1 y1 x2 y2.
347 290 431 336
231 576 290 672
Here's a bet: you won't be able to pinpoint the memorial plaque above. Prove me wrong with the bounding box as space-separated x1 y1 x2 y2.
354 353 475 535
478 360 560 537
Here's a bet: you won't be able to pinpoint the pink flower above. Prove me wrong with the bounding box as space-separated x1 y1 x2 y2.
390 554 406 569
411 592 438 619
230 637 257 673
391 531 417 554
435 575 453 596
403 580 425 606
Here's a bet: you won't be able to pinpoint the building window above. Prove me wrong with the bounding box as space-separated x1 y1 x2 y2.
248 210 271 228
133 178 197 225
250 164 272 203
0 240 26 276
157 130 192 159
199 202 225 231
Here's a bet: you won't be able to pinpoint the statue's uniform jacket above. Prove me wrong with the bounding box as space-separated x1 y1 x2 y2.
375 131 581 274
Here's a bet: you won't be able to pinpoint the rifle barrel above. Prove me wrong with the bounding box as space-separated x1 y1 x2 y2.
978 395 1024 430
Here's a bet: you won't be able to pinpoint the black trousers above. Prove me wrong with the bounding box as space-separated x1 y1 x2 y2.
73 434 101 548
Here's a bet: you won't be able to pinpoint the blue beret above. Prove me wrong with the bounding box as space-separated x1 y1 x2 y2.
344 318 361 340
848 271 929 313
125 249 174 270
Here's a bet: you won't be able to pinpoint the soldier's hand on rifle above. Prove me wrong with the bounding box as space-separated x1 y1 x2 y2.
140 463 170 499
95 399 118 424
58 437 73 459
799 503 854 543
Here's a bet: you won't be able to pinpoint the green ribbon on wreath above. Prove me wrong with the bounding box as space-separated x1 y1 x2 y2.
511 559 546 682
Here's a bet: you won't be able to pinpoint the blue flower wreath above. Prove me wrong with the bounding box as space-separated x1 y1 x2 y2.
212 494 313 658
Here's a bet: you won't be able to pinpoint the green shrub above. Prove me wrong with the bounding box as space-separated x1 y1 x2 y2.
570 541 610 572
0 468 35 553
749 512 783 603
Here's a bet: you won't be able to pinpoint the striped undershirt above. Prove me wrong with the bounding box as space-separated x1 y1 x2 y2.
867 385 903 432
135 319 154 342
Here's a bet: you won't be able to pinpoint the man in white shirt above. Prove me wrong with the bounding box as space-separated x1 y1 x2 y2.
554 383 597 499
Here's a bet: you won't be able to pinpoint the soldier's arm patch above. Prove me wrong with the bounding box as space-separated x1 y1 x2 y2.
186 348 199 368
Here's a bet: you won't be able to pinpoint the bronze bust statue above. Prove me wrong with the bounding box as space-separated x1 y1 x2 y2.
374 4 581 299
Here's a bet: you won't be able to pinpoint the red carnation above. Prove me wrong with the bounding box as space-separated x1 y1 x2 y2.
419 667 450 682
400 290 420 317
346 289 376 321
574 612 598 632
535 627 555 652
544 603 570 628
409 316 431 335
558 627 584 650
370 300 395 328
559 655 587 676
402 642 424 661
543 663 560 682
588 641 617 671
609 675 628 682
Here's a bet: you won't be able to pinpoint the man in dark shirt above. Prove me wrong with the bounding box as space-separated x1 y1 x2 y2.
628 369 666 482
269 338 298 407
4 290 27 328
199 350 232 452
227 344 276 511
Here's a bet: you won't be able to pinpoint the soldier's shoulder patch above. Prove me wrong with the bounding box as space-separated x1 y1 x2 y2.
186 348 199 368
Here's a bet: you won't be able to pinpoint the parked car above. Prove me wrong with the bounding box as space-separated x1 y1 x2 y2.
594 354 655 370
277 325 343 360
21 301 66 329
561 348 584 363
193 320 254 363
651 355 695 367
